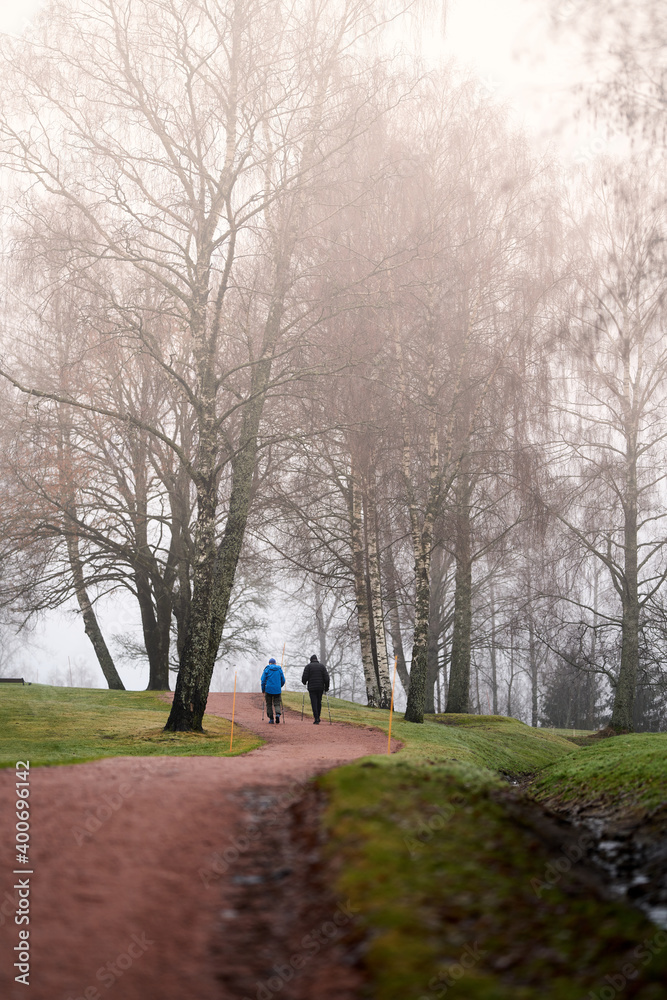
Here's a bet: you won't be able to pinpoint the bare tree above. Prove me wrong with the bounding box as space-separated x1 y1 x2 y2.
555 1 667 142
544 161 667 730
0 0 425 728
385 78 557 722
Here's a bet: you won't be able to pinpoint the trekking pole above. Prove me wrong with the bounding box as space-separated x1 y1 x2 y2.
301 692 305 720
326 692 332 725
261 695 265 722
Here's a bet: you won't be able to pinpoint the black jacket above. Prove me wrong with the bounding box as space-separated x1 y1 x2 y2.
301 660 330 693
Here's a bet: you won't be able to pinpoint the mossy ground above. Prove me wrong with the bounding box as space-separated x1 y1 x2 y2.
0 683 261 766
529 732 667 819
285 696 667 999
320 759 667 1000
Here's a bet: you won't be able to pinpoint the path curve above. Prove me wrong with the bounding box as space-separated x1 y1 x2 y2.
0 693 390 1000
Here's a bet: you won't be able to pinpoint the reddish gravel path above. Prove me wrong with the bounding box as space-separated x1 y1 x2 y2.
0 693 391 1000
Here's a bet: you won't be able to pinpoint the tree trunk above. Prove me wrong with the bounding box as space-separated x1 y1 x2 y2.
349 471 381 706
314 582 328 667
507 629 514 717
133 461 171 690
425 552 441 713
446 489 472 714
382 541 410 695
489 580 499 715
57 411 124 691
611 460 639 731
164 272 222 731
365 476 391 707
404 542 431 722
403 322 439 725
135 568 171 690
474 658 481 714
66 533 125 690
588 569 599 729
610 357 640 733
528 613 539 727
526 572 538 727
165 477 218 731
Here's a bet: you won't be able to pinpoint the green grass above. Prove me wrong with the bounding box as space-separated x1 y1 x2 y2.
289 696 667 998
282 693 575 776
547 727 595 738
0 683 261 767
320 759 667 1000
529 732 667 819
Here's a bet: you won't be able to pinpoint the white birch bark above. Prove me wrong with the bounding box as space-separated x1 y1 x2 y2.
349 468 380 706
365 472 391 707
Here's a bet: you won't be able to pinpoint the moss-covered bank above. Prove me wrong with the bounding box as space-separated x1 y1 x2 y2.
320 758 667 999
529 733 667 821
305 700 667 999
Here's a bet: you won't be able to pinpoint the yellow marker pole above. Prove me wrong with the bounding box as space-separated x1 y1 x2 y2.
387 655 398 755
229 671 237 752
280 642 286 720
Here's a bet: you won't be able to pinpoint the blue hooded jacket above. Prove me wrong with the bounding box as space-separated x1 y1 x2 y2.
261 661 286 695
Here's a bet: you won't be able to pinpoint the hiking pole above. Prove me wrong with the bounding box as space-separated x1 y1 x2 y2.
301 692 305 720
326 692 332 725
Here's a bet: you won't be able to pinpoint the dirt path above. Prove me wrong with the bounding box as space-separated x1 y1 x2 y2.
0 693 391 1000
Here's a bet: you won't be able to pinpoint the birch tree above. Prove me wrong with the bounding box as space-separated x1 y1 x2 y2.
0 0 422 728
389 79 556 722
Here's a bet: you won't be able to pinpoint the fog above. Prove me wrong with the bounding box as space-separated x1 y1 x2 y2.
0 0 663 732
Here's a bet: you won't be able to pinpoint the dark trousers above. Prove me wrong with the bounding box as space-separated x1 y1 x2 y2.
265 693 282 718
309 689 323 721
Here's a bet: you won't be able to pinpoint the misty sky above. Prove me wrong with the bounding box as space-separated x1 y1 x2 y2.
0 0 613 690
0 0 590 148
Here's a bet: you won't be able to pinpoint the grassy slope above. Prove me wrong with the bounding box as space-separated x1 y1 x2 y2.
282 693 575 775
0 684 261 767
529 732 667 818
303 697 667 1000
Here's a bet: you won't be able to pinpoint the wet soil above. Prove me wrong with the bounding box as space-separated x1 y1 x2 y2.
533 799 667 930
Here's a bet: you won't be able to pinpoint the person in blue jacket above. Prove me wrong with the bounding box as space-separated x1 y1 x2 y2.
261 657 286 724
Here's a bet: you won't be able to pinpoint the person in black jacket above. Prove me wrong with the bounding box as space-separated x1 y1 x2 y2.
301 654 330 725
